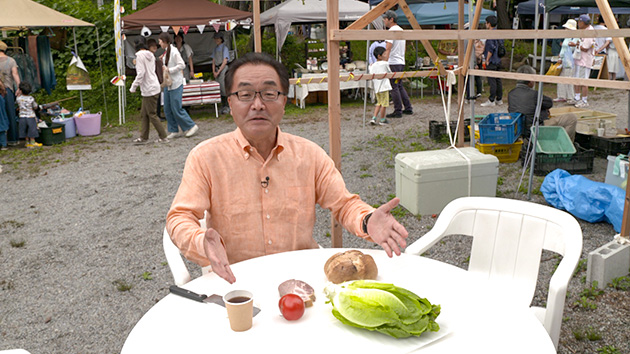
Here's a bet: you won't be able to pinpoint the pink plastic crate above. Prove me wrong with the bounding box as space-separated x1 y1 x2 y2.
75 112 101 136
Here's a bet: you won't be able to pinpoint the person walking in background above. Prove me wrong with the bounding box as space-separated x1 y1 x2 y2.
480 15 503 107
554 19 578 103
212 32 230 115
464 21 484 102
569 14 595 108
174 33 194 83
130 38 169 144
147 38 165 121
158 32 199 139
0 80 8 150
15 82 40 148
382 10 413 118
369 46 392 126
368 40 387 65
0 40 21 146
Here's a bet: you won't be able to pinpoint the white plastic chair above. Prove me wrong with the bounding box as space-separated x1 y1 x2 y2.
163 218 211 286
405 196 583 349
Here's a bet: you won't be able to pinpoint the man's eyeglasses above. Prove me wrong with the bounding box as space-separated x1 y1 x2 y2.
229 90 286 102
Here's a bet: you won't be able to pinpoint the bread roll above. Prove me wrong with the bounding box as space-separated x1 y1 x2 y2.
324 250 378 284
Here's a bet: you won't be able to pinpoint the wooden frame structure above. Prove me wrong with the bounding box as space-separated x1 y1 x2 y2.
321 0 630 246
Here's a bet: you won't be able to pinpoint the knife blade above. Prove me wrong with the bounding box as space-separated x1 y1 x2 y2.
169 285 261 317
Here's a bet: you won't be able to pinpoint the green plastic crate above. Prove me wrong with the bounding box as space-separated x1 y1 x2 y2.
36 122 66 146
531 126 576 162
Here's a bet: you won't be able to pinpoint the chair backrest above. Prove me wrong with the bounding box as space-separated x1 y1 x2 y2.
163 218 210 286
405 197 583 348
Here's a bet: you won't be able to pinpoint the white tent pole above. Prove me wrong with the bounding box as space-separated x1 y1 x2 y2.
527 8 548 199
72 28 84 109
95 27 110 125
533 0 539 69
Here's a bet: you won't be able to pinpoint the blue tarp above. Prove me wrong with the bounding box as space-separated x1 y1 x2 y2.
394 2 496 26
541 169 625 232
517 0 630 15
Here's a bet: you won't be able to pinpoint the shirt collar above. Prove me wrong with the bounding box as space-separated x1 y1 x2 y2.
234 127 285 161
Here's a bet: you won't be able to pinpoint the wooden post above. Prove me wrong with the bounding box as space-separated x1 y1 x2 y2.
456 0 464 147
461 2 485 77
253 0 261 52
327 0 343 248
596 0 630 237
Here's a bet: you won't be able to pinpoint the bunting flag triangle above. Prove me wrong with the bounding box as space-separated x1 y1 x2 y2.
196 24 206 34
172 26 181 34
182 26 190 34
225 20 237 31
160 26 170 33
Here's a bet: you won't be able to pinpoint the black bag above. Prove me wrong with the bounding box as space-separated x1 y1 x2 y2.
154 58 164 84
497 40 506 58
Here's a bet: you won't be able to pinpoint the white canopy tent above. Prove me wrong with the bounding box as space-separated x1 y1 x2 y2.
260 0 383 54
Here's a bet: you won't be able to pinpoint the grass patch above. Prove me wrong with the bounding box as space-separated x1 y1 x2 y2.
112 279 133 292
359 173 373 178
9 240 25 248
0 220 25 229
597 346 620 354
573 326 603 341
141 271 153 281
609 275 630 291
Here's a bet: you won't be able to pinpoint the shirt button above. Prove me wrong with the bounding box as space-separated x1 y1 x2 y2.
268 240 272 245
244 153 249 158
265 189 269 194
266 214 270 219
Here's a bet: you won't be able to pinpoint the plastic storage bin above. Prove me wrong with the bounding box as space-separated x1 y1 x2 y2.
52 116 76 139
531 126 576 158
478 112 523 144
395 147 499 215
589 135 630 157
605 155 629 189
531 146 595 176
36 122 66 146
75 112 101 136
476 139 524 163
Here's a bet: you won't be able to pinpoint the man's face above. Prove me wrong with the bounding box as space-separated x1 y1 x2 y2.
228 64 287 143
485 21 491 29
214 38 222 46
577 20 587 29
383 17 393 29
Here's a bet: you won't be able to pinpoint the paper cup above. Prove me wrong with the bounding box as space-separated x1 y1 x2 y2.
597 127 605 137
223 290 254 332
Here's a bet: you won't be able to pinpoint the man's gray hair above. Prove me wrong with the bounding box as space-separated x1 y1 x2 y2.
517 65 536 85
383 10 398 23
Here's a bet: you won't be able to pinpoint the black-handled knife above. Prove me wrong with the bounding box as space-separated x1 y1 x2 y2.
169 285 261 317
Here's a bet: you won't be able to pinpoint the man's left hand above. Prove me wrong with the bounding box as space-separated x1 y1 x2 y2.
367 197 409 257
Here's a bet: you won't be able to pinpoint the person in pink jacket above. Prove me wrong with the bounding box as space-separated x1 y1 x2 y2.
130 38 168 144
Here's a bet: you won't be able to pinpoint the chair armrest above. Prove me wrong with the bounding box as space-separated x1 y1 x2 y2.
163 228 192 286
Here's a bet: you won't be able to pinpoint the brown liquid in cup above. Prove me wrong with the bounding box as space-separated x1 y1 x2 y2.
227 296 251 303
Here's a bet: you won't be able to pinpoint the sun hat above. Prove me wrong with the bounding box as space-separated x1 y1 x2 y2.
0 41 7 52
577 14 591 24
562 19 577 30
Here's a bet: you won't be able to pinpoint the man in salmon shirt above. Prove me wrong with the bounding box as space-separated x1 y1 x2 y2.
167 52 408 284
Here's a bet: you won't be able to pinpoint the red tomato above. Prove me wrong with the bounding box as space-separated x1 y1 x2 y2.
278 294 305 321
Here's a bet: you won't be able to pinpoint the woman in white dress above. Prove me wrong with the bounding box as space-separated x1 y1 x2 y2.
554 19 577 102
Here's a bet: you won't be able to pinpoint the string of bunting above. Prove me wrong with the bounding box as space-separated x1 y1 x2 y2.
290 66 447 86
158 18 253 34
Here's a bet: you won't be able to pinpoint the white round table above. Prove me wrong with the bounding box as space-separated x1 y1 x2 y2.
121 248 556 353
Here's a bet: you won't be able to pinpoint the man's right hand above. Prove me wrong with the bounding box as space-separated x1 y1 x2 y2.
203 228 236 284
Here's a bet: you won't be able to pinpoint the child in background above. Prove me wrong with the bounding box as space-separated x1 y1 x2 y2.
369 46 392 126
16 82 41 148
0 80 8 150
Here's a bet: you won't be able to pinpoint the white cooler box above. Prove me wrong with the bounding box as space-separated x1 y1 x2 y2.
395 147 499 215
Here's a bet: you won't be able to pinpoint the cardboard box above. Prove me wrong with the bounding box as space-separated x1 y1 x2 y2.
395 147 499 215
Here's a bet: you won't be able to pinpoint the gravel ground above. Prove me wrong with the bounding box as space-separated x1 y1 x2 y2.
1 84 629 353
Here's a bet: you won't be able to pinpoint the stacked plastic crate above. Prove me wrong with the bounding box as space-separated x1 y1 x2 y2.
474 113 524 163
